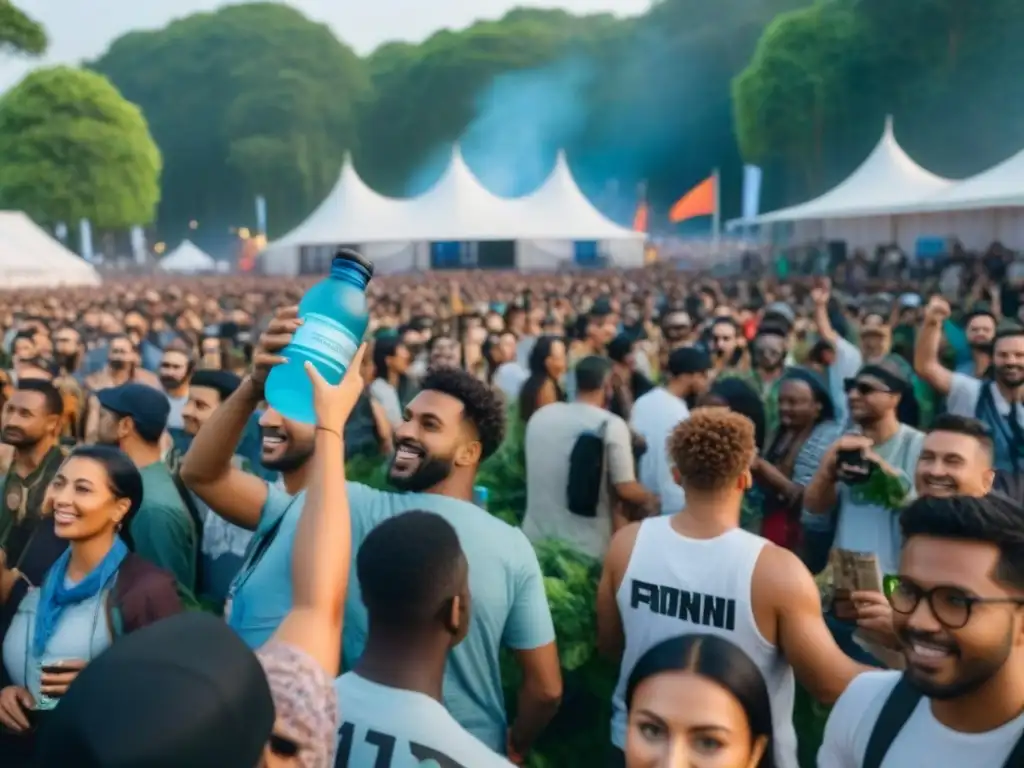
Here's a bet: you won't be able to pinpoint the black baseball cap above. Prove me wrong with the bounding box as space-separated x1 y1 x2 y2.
96 383 170 443
37 612 274 768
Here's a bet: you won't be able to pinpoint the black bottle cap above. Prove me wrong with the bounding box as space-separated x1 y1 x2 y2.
332 248 374 278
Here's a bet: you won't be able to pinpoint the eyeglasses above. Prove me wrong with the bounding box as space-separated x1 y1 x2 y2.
884 575 1024 629
664 324 690 334
843 378 892 396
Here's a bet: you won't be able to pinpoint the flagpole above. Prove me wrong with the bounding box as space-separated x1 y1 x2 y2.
712 168 721 254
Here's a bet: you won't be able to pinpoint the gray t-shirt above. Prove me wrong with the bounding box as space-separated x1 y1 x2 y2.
369 378 403 429
522 402 635 559
806 423 924 576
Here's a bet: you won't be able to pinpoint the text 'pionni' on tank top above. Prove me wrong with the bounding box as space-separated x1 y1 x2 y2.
610 514 798 768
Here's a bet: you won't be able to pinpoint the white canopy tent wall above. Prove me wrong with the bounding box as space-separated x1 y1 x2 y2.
882 145 1024 251
515 150 644 269
159 240 217 274
732 117 954 251
261 155 417 276
0 212 100 288
261 146 644 275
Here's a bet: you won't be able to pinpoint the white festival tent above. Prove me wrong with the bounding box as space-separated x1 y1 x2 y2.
159 240 217 273
514 150 644 268
0 212 100 288
261 146 644 275
735 117 954 249
879 146 1024 251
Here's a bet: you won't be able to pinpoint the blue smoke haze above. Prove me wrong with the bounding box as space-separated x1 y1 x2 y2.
403 57 596 200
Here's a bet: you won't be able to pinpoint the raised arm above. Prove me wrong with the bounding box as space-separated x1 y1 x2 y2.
270 347 366 675
754 545 871 705
914 296 953 396
180 307 300 529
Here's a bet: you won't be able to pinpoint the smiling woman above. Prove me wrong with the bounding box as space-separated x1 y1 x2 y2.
0 445 182 765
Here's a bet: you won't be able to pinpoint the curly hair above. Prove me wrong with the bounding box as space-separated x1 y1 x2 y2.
667 407 755 491
420 366 506 461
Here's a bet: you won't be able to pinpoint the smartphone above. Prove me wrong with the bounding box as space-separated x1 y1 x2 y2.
837 448 871 484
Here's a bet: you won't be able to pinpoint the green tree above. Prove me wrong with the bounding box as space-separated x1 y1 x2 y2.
0 66 161 228
89 2 370 242
0 1 46 56
356 8 621 195
733 1 1024 209
732 3 860 196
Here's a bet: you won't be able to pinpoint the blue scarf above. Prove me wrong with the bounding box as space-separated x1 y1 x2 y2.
33 538 129 657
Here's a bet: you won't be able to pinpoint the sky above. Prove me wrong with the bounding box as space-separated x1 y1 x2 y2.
0 0 650 91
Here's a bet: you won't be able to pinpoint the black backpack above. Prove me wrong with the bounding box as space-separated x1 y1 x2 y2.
566 420 609 518
863 674 1024 768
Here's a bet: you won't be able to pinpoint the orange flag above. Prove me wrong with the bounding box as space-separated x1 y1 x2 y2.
632 202 649 233
669 175 716 223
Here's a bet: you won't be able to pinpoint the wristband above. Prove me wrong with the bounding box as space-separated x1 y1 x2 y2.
315 425 342 439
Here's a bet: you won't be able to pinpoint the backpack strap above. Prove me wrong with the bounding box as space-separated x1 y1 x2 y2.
862 675 924 768
171 470 205 591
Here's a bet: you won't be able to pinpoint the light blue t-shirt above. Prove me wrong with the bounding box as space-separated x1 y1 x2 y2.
2 583 113 703
225 486 303 650
226 481 555 753
343 482 555 754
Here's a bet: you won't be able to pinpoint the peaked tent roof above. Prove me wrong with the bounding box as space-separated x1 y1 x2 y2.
516 151 643 241
0 212 100 287
160 240 216 273
747 117 953 224
266 145 643 247
394 144 522 240
266 154 409 248
891 145 1024 214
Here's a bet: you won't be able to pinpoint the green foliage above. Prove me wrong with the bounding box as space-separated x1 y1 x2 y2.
733 3 860 191
0 2 46 56
88 2 370 242
734 0 1024 205
0 66 161 228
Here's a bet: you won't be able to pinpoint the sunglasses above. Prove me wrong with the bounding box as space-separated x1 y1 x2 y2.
843 378 893 396
269 733 299 758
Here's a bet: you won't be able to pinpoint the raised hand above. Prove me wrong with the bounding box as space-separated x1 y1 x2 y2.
305 343 368 432
251 306 301 390
925 295 951 323
810 278 831 307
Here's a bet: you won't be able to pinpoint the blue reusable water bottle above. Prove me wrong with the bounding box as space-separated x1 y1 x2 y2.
265 249 374 424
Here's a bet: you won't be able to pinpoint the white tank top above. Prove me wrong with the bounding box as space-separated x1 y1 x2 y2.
610 515 798 768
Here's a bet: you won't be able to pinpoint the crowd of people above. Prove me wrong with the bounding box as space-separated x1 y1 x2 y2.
0 241 1023 767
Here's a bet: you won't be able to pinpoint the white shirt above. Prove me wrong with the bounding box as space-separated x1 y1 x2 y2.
629 387 688 515
610 516 798 767
818 670 1024 767
493 362 529 403
333 673 515 768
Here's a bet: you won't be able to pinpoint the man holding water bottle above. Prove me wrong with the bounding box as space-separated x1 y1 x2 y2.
182 305 562 762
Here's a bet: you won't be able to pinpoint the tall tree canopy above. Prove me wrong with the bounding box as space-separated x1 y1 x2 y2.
89 2 369 243
734 0 1024 207
83 0 1024 236
0 66 161 229
0 1 46 57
